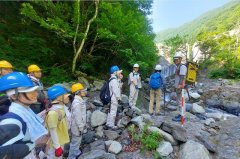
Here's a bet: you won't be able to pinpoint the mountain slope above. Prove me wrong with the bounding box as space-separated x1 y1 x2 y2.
155 0 240 42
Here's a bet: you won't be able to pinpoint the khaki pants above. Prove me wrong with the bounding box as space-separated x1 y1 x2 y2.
149 89 161 114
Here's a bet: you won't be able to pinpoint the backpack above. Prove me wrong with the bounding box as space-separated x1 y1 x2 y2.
0 112 27 136
0 95 27 136
100 77 115 105
150 72 162 89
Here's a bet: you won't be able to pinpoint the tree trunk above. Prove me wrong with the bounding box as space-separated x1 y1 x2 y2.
72 0 99 74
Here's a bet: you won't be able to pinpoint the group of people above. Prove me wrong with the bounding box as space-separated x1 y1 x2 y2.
0 61 87 159
0 51 187 159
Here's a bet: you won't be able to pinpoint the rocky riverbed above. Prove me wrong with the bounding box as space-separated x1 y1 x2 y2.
59 76 240 159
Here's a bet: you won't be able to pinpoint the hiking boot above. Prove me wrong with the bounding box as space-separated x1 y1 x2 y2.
172 114 181 122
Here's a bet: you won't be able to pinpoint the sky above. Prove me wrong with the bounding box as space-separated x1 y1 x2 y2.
149 0 230 33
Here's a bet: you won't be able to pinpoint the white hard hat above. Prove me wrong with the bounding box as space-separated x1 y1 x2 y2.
133 64 139 68
155 65 162 71
173 52 182 59
6 86 40 96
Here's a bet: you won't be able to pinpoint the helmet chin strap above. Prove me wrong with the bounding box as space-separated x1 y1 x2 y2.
13 89 34 106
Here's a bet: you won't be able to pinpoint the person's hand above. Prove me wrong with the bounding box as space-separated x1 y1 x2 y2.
55 147 63 157
177 85 183 89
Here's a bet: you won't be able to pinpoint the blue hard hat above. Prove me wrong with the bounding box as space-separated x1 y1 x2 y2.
0 72 34 92
110 65 119 74
47 85 68 101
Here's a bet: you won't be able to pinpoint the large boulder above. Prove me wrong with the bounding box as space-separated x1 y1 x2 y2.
157 141 173 157
191 103 205 114
161 122 187 142
179 140 211 159
148 126 178 146
91 110 107 127
131 116 145 130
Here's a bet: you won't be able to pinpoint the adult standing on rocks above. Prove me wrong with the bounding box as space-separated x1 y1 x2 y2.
128 64 141 108
149 64 166 115
172 52 187 122
106 66 122 130
27 64 47 114
68 83 87 159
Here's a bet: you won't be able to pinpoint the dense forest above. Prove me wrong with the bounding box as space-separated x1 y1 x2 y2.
0 1 157 85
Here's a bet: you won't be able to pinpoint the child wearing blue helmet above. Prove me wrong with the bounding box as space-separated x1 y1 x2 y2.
46 85 70 159
106 65 122 130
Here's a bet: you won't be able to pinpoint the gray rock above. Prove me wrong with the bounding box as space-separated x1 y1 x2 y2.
179 140 211 159
190 92 201 99
86 110 92 123
195 135 217 153
104 130 119 140
78 76 90 89
192 103 205 114
185 103 192 112
204 118 215 126
93 80 105 91
90 140 105 151
91 110 107 127
108 141 122 154
148 126 178 146
95 126 104 138
141 114 153 123
161 122 187 142
79 149 116 159
206 99 221 106
132 106 142 115
197 89 204 95
157 141 173 157
167 105 178 111
131 116 145 130
125 108 134 117
121 94 129 104
206 112 223 121
82 131 95 144
105 140 113 147
92 99 103 107
120 116 131 126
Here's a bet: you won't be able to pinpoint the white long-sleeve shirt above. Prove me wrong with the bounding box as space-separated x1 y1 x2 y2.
70 95 86 136
109 74 121 101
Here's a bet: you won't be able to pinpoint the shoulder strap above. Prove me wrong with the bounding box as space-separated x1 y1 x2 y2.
0 112 27 135
47 107 64 121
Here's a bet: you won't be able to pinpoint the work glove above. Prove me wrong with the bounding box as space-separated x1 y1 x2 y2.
55 147 63 157
135 85 139 90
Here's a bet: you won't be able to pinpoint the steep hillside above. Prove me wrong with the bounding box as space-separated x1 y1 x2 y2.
156 0 240 42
